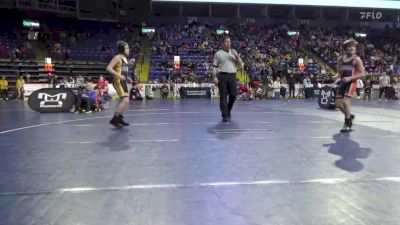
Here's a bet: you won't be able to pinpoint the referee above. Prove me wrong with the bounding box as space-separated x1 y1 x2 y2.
212 36 244 122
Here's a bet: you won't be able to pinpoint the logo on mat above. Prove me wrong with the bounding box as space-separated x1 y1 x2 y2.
38 93 67 108
320 90 330 105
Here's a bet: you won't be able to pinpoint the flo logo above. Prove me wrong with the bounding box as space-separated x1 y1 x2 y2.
360 11 382 20
38 93 67 108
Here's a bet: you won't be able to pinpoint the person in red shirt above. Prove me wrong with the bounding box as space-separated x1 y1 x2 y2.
97 75 110 101
97 75 108 92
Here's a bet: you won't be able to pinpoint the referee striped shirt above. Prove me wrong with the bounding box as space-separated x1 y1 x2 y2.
213 49 238 74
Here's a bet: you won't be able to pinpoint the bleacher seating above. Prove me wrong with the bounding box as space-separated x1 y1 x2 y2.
148 23 321 82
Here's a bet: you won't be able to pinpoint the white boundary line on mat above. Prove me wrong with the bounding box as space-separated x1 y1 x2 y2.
0 110 309 135
0 177 400 196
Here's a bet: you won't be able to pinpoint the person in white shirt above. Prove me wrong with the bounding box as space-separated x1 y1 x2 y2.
303 76 313 99
273 77 281 99
76 75 85 88
356 79 364 99
379 72 390 99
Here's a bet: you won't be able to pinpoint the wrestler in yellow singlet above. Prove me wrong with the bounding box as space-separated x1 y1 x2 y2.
106 41 131 128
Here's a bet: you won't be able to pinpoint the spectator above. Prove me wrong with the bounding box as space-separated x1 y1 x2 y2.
48 73 58 88
160 83 169 99
288 74 296 98
379 72 390 99
273 76 281 99
356 79 363 99
73 84 91 113
68 76 75 84
0 76 9 100
303 76 313 99
76 75 85 88
15 75 25 100
76 83 102 113
60 77 68 88
387 82 398 100
363 79 372 101
97 75 110 101
130 85 143 101
25 73 31 83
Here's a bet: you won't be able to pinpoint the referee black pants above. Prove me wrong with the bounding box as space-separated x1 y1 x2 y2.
218 73 237 118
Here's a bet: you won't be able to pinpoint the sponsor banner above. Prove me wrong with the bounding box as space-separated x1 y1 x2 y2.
28 88 76 113
318 86 337 109
180 87 211 98
24 83 52 96
136 83 218 98
24 83 117 97
313 88 320 97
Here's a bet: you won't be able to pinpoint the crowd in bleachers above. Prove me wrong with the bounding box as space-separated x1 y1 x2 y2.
0 13 141 63
0 13 399 100
149 22 329 86
0 32 36 61
149 22 218 83
302 25 399 82
46 20 141 62
0 14 36 61
146 21 400 100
